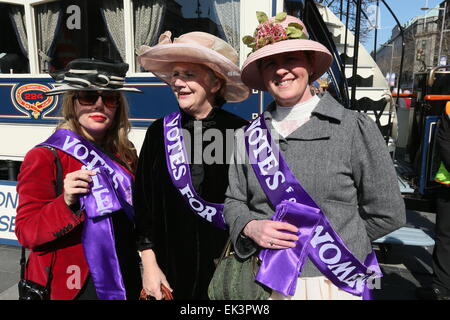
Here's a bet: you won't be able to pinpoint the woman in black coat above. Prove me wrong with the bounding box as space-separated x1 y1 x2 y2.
134 31 250 300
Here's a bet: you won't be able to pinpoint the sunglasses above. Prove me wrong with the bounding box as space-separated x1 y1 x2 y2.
74 91 120 108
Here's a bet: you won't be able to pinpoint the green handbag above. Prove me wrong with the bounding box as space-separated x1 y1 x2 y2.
208 239 271 300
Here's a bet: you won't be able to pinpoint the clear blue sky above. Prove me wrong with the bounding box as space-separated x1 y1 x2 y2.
366 0 444 49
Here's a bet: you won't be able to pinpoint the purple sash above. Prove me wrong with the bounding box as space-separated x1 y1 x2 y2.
244 116 382 298
163 112 226 230
40 129 134 300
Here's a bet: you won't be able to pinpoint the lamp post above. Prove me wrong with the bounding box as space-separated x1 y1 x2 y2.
421 1 449 67
438 1 448 65
382 43 394 83
421 0 429 32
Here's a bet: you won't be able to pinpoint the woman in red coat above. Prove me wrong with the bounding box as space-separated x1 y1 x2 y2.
16 59 142 300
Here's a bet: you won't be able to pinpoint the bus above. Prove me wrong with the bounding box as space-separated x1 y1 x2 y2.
0 0 394 172
0 0 401 244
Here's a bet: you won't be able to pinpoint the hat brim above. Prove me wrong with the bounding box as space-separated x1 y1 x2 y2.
138 43 250 103
241 39 333 91
45 83 142 96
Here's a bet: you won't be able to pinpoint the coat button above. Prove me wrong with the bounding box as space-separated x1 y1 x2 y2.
280 143 288 152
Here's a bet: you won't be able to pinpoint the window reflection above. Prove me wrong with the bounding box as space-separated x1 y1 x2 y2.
26 0 240 74
134 0 240 72
0 4 29 74
284 0 303 18
37 0 124 73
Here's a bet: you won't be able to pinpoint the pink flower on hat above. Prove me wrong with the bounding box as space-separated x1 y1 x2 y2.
254 21 288 49
243 12 308 53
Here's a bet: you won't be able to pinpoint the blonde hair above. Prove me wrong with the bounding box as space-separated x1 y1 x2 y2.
56 91 138 172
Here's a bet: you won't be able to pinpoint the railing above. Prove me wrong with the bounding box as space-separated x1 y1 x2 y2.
379 0 405 108
315 0 405 142
302 0 350 107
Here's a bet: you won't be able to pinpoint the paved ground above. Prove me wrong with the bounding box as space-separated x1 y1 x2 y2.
0 244 21 300
0 209 436 300
373 209 436 300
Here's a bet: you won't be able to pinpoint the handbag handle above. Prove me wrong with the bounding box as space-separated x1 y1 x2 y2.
221 238 233 258
216 238 261 274
213 238 234 269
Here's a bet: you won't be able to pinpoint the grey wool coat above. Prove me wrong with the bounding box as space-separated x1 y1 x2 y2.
223 92 406 278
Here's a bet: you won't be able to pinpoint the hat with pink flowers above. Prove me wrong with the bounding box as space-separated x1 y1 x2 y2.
241 12 333 91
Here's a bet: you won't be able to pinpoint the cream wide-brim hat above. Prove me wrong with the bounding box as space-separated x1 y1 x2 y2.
241 15 333 91
138 31 251 103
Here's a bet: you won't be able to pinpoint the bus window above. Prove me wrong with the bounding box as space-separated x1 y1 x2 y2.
0 4 29 74
36 0 124 74
134 0 241 72
284 0 303 17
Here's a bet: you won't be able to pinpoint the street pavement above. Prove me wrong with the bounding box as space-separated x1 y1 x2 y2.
0 209 436 300
373 209 436 300
0 244 21 300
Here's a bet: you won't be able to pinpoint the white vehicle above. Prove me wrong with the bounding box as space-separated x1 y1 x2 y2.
0 0 401 244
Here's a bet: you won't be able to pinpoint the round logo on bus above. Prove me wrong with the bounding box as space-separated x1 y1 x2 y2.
11 83 58 119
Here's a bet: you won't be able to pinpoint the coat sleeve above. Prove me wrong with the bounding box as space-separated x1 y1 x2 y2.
15 148 85 250
351 113 406 241
133 122 158 252
224 128 263 259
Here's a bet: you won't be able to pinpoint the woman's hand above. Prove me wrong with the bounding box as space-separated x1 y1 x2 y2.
141 249 173 300
63 169 97 206
243 220 299 249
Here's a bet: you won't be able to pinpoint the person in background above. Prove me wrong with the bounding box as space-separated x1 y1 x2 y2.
16 59 142 300
310 80 321 96
417 102 450 300
135 31 250 299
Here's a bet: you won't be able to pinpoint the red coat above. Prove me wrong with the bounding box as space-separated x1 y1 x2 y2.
16 146 133 300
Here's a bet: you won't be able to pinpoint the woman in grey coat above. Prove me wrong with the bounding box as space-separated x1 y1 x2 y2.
223 12 406 300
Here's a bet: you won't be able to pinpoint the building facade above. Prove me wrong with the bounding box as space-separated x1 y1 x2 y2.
375 0 449 90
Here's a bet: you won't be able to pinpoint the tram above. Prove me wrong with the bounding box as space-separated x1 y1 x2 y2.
1 0 433 244
0 0 391 177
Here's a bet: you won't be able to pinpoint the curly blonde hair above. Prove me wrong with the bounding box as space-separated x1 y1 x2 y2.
56 91 138 172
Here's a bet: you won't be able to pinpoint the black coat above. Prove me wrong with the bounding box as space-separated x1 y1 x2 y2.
134 107 248 299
